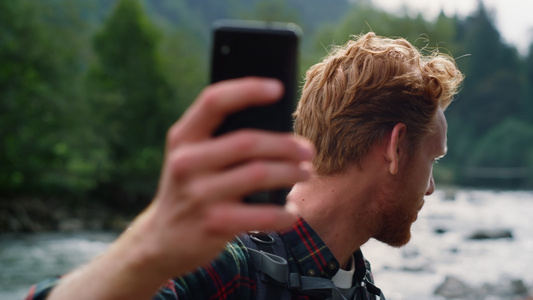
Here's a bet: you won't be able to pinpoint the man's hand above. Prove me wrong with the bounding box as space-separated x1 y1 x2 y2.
47 77 313 300
133 77 313 276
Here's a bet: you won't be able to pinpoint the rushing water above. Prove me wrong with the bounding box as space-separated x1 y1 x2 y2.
363 189 533 299
0 231 119 300
1 189 533 300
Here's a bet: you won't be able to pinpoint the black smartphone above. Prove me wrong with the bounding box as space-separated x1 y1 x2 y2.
210 19 301 205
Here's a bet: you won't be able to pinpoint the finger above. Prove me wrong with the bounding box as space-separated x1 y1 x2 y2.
167 77 283 148
205 203 297 234
168 132 313 177
184 161 313 202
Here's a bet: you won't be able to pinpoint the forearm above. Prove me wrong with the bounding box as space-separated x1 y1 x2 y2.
46 209 170 300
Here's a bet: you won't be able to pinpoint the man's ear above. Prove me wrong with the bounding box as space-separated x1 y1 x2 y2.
385 123 407 175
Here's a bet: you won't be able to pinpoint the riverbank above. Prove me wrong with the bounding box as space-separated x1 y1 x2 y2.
0 197 134 234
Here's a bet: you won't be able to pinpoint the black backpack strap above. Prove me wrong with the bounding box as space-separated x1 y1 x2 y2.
364 280 386 300
240 231 291 300
241 232 387 300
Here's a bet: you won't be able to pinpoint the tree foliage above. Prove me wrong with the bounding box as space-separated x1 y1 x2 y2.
4 0 533 208
85 0 180 206
0 1 98 195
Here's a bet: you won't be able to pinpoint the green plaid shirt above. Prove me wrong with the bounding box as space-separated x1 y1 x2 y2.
26 218 375 300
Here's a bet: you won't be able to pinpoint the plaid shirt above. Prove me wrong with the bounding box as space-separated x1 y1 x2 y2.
26 218 375 300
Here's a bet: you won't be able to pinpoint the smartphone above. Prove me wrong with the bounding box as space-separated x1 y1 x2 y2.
210 19 301 205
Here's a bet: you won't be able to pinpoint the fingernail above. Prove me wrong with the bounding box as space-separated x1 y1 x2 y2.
263 79 283 97
299 141 314 160
299 161 313 179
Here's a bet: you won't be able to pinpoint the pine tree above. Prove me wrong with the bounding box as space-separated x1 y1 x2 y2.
0 1 96 195
86 0 177 205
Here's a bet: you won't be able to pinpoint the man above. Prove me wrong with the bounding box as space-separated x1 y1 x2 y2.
27 32 463 300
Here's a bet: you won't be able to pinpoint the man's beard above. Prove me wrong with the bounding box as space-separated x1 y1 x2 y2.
373 184 419 248
374 209 414 248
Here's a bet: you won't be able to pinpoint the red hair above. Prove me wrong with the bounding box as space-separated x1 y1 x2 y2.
294 32 463 175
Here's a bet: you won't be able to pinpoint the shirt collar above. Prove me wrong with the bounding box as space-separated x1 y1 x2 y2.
331 254 355 289
279 217 368 283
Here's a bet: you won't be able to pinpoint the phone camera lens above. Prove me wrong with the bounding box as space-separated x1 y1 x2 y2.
221 45 230 55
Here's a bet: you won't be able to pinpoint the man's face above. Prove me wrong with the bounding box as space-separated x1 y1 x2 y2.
375 109 448 247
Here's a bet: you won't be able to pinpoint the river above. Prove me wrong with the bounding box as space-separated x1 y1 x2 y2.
363 189 533 299
0 231 119 300
1 189 532 299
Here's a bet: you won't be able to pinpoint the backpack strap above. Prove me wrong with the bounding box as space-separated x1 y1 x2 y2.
240 231 386 300
362 272 386 300
240 231 291 300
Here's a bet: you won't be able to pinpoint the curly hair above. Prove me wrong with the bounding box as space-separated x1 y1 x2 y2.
293 32 464 175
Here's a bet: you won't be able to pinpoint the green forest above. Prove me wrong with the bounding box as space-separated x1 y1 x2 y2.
2 0 533 226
